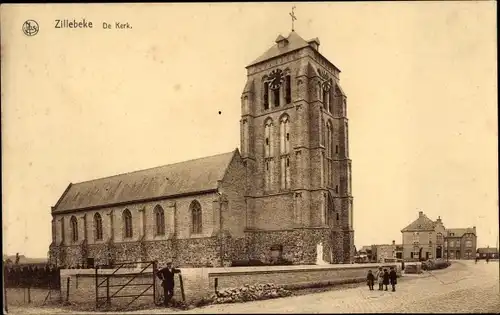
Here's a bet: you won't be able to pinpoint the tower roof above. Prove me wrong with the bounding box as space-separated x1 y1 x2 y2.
247 31 311 67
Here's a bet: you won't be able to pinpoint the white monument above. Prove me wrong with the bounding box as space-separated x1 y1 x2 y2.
316 242 328 265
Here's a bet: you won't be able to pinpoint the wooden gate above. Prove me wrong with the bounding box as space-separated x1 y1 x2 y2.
95 261 158 310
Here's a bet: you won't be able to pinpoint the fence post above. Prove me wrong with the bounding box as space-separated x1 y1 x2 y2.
152 261 157 304
95 267 98 308
66 277 70 302
179 274 185 302
27 286 31 304
106 276 110 306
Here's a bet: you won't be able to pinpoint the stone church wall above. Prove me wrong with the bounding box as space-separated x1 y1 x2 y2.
245 228 335 264
51 228 351 267
52 235 249 268
65 245 83 267
87 244 109 266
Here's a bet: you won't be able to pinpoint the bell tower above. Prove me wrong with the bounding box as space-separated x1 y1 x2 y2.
241 30 354 264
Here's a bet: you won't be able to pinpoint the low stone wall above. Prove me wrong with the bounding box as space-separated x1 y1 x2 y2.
59 262 398 309
207 263 399 296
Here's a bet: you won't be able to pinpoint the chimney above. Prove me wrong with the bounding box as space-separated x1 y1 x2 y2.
307 38 320 51
392 240 395 245
418 211 423 217
436 216 442 223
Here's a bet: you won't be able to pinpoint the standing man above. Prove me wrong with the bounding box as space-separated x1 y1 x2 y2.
389 266 398 292
156 261 181 307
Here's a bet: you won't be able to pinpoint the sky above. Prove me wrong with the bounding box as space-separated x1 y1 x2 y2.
1 2 498 258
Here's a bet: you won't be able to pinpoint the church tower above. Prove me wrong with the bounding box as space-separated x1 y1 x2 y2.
240 31 354 264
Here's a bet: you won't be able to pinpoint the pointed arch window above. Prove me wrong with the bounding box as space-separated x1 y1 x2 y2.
325 121 334 187
190 200 202 234
70 216 78 242
264 119 274 158
94 213 103 241
122 209 133 238
263 82 269 110
280 116 290 155
154 205 165 236
264 119 275 192
280 115 291 190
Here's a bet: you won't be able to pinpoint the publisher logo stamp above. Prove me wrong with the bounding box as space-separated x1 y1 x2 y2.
22 20 39 36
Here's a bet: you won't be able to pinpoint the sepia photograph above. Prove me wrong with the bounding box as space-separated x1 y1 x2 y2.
1 2 498 314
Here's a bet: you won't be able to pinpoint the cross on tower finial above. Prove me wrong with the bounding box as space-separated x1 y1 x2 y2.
289 6 297 32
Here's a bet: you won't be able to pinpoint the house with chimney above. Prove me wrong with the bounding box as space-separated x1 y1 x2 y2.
444 227 477 260
401 211 476 260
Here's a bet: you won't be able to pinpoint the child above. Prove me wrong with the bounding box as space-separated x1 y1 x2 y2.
389 266 397 292
376 267 384 291
366 270 375 290
383 268 390 291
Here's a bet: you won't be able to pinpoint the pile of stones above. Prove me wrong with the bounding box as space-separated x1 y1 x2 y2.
208 283 293 304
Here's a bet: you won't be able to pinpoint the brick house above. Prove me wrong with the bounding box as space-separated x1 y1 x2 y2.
444 228 477 260
401 211 476 261
49 31 354 268
401 211 446 260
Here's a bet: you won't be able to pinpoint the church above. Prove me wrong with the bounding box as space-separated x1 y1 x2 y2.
49 30 354 268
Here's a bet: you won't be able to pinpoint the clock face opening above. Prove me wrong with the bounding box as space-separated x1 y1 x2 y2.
268 69 285 90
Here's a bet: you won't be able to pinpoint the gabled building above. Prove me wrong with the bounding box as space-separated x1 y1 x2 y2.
401 211 446 260
444 227 477 260
401 211 477 261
